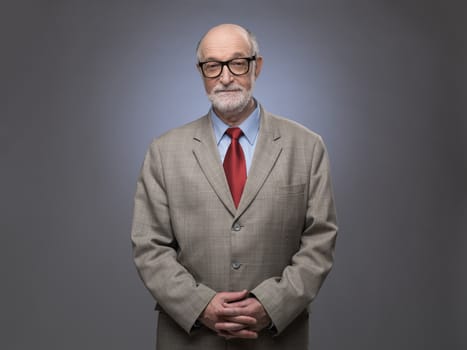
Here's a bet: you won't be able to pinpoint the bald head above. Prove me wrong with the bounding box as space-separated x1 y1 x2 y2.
196 24 259 62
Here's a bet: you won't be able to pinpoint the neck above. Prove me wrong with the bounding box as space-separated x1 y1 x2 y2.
214 99 255 126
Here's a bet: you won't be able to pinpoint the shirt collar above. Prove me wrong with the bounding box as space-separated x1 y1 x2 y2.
210 101 260 146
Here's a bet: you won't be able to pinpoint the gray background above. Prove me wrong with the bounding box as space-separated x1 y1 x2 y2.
1 0 465 349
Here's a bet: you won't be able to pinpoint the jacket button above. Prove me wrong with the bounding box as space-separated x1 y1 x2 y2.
232 262 241 270
232 222 241 231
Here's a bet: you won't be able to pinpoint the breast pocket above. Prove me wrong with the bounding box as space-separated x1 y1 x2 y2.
277 183 306 196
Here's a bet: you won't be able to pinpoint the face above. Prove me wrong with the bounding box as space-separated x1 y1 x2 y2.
197 25 263 116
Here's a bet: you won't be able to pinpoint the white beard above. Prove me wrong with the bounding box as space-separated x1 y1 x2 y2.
208 81 254 115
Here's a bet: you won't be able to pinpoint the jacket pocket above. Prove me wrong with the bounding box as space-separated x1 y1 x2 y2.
277 183 306 195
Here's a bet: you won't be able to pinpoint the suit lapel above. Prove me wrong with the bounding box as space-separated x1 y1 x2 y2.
192 115 237 216
236 109 282 218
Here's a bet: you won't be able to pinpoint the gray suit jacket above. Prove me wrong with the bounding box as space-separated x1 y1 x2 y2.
131 106 337 349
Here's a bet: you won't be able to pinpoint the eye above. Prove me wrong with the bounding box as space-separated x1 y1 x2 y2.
205 62 221 70
230 59 247 67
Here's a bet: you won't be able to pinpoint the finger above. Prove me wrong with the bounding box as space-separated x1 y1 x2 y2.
216 306 243 317
218 304 256 317
225 329 259 339
215 321 247 332
221 290 249 303
223 299 250 308
226 298 263 315
223 315 257 326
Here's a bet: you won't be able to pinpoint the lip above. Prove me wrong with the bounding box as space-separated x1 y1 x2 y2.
215 89 241 93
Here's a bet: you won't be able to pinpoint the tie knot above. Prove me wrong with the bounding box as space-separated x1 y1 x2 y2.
226 127 243 140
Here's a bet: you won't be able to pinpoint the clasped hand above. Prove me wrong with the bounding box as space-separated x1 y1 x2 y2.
199 290 271 339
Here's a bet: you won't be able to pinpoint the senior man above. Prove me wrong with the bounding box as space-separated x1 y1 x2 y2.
131 23 338 349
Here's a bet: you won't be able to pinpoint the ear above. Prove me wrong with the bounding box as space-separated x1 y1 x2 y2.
254 56 263 78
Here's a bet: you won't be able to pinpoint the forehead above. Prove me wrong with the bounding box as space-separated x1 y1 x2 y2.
199 28 252 61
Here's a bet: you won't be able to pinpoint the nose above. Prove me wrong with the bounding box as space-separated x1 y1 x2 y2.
219 65 234 85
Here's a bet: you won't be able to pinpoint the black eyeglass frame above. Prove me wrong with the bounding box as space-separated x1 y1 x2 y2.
198 56 257 78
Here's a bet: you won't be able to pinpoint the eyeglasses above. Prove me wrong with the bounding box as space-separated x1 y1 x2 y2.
198 56 256 78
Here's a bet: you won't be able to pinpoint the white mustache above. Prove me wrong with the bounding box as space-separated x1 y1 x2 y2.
213 84 244 94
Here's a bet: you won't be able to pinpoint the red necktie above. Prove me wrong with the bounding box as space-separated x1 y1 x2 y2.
223 127 247 208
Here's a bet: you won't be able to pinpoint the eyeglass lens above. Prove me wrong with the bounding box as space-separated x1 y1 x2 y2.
203 58 250 77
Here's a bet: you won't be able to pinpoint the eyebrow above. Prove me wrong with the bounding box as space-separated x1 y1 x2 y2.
202 52 249 62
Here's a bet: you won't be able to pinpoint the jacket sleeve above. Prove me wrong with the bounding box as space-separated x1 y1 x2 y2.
131 140 216 334
251 136 338 334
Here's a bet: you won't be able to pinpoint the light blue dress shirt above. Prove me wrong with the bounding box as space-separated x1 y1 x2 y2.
210 103 260 174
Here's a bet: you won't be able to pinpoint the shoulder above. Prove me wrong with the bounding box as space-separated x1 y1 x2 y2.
262 109 324 146
148 114 209 149
262 109 331 171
